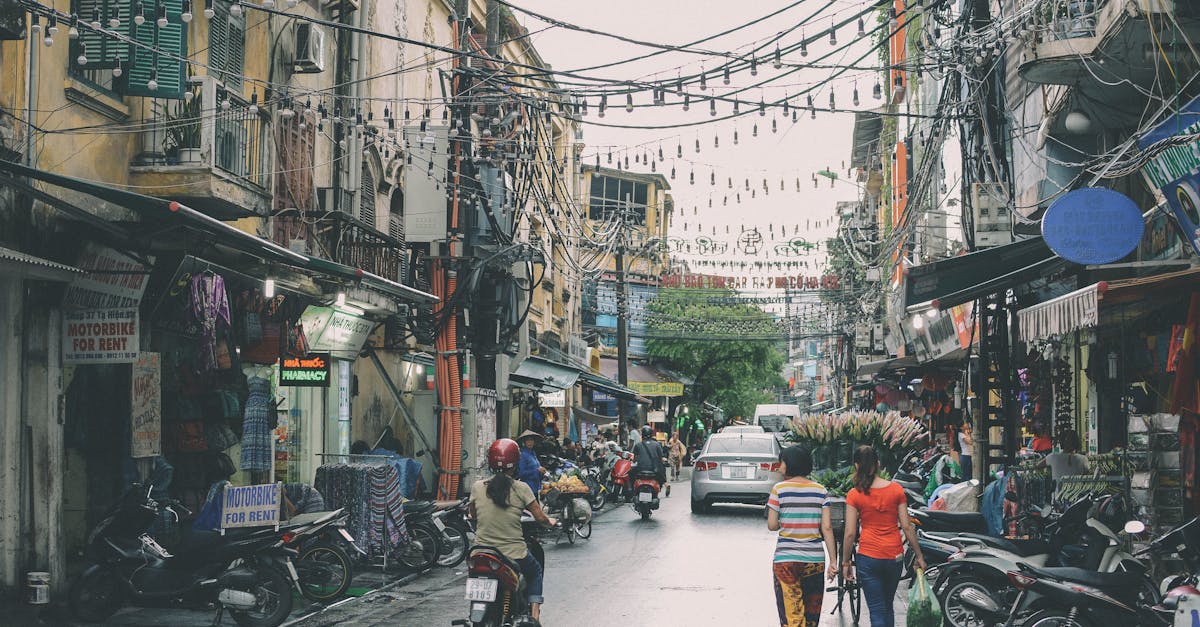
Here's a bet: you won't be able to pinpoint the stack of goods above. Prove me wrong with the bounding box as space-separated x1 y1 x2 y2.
1129 414 1184 536
541 474 589 495
315 463 410 559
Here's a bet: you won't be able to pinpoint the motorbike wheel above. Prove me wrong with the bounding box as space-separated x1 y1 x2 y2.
1023 609 1096 627
229 564 294 627
589 488 607 511
437 521 470 568
397 522 442 571
297 542 354 604
575 521 593 539
639 506 651 521
68 567 124 623
940 575 1004 627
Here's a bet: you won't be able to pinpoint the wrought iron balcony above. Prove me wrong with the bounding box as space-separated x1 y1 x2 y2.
129 76 272 218
272 211 406 283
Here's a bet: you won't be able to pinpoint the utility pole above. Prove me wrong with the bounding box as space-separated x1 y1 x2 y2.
615 198 630 444
485 0 500 57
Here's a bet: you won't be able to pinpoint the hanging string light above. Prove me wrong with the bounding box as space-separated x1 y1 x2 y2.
873 79 883 100
749 55 758 76
625 92 634 113
759 98 766 116
773 43 782 69
699 66 707 91
853 81 860 107
598 94 607 118
723 64 731 85
828 18 837 45
709 98 717 116
800 29 808 56
683 93 690 111
858 15 866 38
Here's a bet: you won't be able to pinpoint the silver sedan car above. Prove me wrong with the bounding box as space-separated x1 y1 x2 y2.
690 433 783 513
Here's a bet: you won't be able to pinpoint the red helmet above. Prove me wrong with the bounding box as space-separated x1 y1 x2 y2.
487 438 520 471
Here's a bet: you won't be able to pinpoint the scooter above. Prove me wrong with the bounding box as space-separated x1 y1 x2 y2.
1002 558 1162 627
933 494 1150 627
1144 517 1200 626
609 454 634 503
286 508 361 604
453 514 549 627
69 484 299 627
631 470 662 520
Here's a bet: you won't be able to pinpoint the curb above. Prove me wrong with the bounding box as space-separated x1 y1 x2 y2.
280 568 430 627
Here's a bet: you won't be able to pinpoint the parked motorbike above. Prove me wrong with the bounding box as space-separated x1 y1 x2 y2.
609 454 634 503
582 465 610 511
1143 517 1200 626
631 470 662 520
401 500 448 571
286 508 360 604
452 514 550 627
1001 559 1162 627
432 498 473 568
69 484 298 627
932 494 1154 627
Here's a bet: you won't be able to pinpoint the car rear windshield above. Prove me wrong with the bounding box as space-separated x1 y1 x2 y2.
705 437 777 455
756 415 791 432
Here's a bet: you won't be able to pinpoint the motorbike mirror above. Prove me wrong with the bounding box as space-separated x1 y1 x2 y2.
1040 505 1053 519
1124 520 1147 535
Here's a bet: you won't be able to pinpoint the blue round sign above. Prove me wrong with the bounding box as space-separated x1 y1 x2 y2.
1042 187 1144 265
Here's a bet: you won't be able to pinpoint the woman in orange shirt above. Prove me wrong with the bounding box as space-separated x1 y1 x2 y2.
842 446 926 627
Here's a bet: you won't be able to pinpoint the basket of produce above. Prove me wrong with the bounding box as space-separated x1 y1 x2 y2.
541 474 591 495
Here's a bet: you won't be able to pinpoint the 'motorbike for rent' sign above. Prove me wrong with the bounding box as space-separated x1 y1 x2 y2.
63 308 139 364
221 483 282 529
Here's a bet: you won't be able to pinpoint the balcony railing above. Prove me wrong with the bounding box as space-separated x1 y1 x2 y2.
147 76 271 191
273 212 406 282
1032 0 1105 43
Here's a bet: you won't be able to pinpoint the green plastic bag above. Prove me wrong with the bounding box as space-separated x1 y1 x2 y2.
907 568 943 627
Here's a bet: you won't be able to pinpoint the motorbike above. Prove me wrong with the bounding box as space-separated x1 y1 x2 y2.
401 499 448 571
286 508 361 604
581 465 610 511
631 470 663 520
1001 560 1162 627
609 454 634 503
432 497 473 568
69 484 299 627
1144 517 1200 626
932 494 1155 627
452 514 550 627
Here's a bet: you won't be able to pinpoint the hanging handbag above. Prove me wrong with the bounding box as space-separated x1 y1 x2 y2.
170 421 209 453
241 321 282 364
285 322 310 357
204 421 239 452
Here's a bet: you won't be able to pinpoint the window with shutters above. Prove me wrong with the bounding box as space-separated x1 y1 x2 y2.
208 0 244 90
359 162 377 230
125 0 188 99
68 0 133 94
274 110 315 212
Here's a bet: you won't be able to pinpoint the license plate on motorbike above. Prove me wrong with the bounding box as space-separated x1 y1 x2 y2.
338 528 355 542
722 465 749 479
638 492 653 503
464 577 498 602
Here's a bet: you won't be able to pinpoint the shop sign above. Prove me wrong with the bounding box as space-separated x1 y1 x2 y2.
63 244 151 309
592 391 616 403
221 483 282 529
1138 94 1200 256
628 381 684 397
63 308 139 364
1042 188 1144 265
300 306 375 354
539 389 566 407
1139 207 1182 261
130 352 161 459
647 410 666 423
279 353 331 387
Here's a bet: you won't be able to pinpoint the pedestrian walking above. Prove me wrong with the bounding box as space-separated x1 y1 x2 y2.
842 445 926 627
668 432 686 480
766 446 837 627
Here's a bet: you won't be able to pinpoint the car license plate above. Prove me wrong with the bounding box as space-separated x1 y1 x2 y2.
723 465 749 479
338 528 355 542
464 578 498 602
638 492 653 503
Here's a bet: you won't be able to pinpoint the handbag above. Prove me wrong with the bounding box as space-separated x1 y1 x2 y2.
285 322 310 357
205 421 239 452
241 321 282 364
169 421 209 453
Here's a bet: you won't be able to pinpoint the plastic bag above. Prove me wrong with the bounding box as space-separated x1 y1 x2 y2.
907 569 943 627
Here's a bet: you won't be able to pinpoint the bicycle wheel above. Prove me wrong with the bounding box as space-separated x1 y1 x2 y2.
847 580 862 623
575 521 592 539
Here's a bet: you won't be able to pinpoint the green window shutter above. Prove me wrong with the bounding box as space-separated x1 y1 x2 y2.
74 0 131 68
207 0 242 89
225 13 243 90
125 0 188 99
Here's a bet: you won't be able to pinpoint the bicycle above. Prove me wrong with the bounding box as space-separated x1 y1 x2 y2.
826 499 862 624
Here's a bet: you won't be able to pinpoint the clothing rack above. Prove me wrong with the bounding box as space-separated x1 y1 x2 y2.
1053 474 1129 505
316 453 393 464
314 460 410 571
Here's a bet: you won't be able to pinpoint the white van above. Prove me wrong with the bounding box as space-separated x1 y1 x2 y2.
752 404 801 434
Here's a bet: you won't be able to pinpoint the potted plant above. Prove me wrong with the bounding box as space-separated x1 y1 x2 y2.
164 94 203 164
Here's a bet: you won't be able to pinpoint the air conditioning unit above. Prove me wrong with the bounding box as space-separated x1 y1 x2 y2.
294 24 325 73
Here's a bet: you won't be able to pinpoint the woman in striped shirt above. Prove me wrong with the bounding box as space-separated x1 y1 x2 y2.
766 446 837 627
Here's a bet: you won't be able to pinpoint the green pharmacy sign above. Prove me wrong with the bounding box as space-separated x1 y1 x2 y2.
280 353 332 387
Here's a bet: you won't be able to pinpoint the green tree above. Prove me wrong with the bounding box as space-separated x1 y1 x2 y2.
645 288 786 419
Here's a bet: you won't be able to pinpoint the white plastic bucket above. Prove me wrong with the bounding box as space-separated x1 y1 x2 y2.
26 571 50 605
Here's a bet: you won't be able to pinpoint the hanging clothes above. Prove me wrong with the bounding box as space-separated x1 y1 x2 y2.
190 271 231 372
316 463 410 559
239 377 274 472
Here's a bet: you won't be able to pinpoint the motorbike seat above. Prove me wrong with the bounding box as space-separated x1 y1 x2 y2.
894 478 924 491
405 500 437 515
990 537 1051 557
635 470 658 479
469 545 521 576
1020 564 1141 591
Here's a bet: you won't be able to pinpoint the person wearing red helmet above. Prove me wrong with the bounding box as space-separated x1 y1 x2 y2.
469 438 557 622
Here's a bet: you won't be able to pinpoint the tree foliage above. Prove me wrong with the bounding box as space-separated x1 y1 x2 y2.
645 288 786 419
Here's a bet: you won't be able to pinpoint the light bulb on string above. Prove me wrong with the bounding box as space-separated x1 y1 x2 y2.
623 154 629 169
752 123 758 137
723 64 730 85
710 171 716 185
695 137 700 153
858 15 866 38
689 170 694 185
670 164 676 179
714 135 719 148
203 0 214 18
771 118 777 133
750 56 757 76
147 69 158 91
853 82 860 106
68 14 79 39
807 94 815 118
658 144 664 160
598 94 607 117
677 142 682 158
682 93 690 111
800 29 807 56
30 13 39 33
76 41 87 65
249 90 258 114
155 2 167 26
873 79 883 100
262 0 275 9
733 100 739 115
889 7 897 29
181 0 192 21
229 2 242 16
733 128 739 144
758 98 765 116
698 67 707 91
607 150 612 163
709 98 716 116
727 177 732 189
829 18 837 45
625 92 633 113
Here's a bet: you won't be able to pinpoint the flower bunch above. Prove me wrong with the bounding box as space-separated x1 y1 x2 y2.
788 411 928 451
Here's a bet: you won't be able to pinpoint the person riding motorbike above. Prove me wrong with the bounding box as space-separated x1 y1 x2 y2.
631 426 669 495
470 439 557 622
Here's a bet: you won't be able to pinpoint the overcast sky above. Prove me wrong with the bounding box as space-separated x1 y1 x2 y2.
516 0 876 279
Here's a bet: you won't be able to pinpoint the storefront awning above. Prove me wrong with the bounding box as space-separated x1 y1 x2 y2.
510 356 581 392
578 370 652 405
1018 283 1103 343
0 160 437 306
905 237 1060 311
0 246 83 282
572 405 616 424
855 355 918 379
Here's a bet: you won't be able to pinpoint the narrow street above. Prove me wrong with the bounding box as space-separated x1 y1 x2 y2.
292 472 908 627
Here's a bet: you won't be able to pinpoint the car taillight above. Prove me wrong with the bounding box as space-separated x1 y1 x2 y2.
695 461 717 471
759 462 781 472
1007 571 1037 589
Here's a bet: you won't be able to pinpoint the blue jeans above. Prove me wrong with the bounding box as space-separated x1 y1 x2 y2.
856 553 902 627
517 553 544 604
